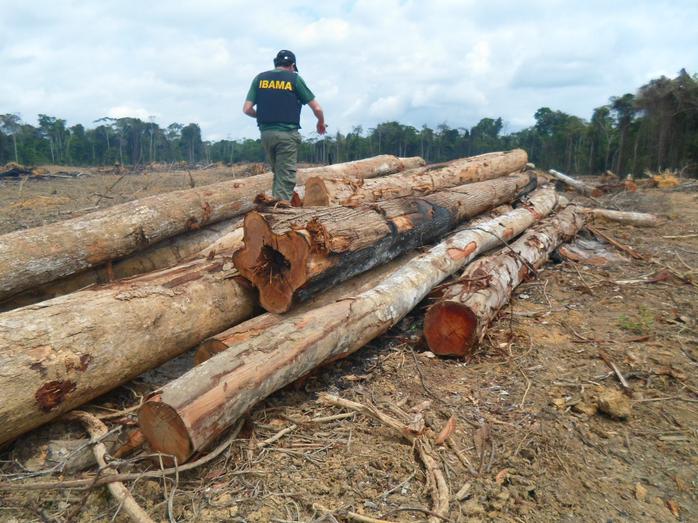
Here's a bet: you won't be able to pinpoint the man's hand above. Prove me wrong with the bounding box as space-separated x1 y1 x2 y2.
308 100 326 135
242 100 256 118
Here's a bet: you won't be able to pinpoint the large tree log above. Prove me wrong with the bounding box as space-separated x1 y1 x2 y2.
548 169 602 197
423 206 586 357
303 149 528 206
0 218 243 311
0 155 423 301
581 207 660 227
138 187 560 464
195 253 418 364
196 204 517 363
0 258 258 446
233 173 537 313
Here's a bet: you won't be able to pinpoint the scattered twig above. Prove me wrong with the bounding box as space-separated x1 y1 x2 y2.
598 350 632 394
347 511 397 523
587 225 645 260
0 419 248 491
256 424 298 448
319 394 450 523
65 411 155 523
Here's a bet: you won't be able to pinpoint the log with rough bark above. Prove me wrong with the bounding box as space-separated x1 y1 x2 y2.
195 254 417 364
138 187 560 464
548 169 603 197
0 257 258 446
0 217 243 311
233 173 537 313
0 155 422 301
303 149 528 206
423 205 586 357
581 207 660 227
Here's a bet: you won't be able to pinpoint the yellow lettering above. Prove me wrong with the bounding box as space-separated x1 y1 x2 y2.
284 81 292 90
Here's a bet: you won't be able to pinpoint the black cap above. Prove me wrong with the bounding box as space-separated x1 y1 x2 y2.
274 49 298 71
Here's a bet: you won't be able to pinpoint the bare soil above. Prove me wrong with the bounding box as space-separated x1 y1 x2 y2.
0 170 696 522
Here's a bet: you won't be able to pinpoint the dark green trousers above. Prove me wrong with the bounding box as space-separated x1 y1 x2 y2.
261 130 301 200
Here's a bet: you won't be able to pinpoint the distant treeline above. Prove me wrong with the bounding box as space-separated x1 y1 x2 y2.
1 69 696 176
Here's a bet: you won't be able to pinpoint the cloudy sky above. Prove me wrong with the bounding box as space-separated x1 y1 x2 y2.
2 0 696 140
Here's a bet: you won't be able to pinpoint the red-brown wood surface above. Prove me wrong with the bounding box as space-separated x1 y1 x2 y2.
233 173 537 313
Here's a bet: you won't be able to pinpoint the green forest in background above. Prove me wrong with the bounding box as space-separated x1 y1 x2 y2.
1 69 697 177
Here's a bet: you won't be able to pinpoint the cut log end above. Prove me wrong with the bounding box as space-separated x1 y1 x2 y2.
303 178 330 206
232 212 310 313
138 400 192 465
423 301 478 357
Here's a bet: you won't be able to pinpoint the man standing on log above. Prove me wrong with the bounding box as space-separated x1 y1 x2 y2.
243 50 327 204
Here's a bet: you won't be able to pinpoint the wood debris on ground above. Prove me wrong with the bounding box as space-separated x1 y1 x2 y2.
0 152 696 523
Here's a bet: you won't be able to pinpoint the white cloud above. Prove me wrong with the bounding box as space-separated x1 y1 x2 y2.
107 105 157 120
0 0 696 139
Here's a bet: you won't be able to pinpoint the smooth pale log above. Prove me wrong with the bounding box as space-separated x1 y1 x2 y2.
138 187 560 464
303 149 528 206
0 218 243 312
0 155 422 301
581 207 660 227
0 258 258 446
423 205 586 357
548 169 603 197
233 173 537 313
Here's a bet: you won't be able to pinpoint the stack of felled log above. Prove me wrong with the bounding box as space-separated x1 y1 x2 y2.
0 149 658 462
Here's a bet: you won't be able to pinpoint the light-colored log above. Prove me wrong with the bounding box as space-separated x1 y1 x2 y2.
581 207 660 227
0 257 257 446
548 169 603 197
0 217 242 311
0 155 422 301
137 187 560 464
233 173 537 313
423 205 586 357
303 150 528 206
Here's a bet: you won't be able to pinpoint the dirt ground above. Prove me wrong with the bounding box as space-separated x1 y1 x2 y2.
0 169 696 522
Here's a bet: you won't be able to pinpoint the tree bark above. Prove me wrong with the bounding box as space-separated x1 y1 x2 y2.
195 254 418 364
0 258 258 447
303 150 528 206
0 155 422 301
581 207 659 227
0 218 243 311
138 187 560 464
548 169 603 197
233 173 537 313
423 205 586 357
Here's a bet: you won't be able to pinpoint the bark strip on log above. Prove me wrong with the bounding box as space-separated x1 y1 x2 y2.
581 207 660 227
0 218 243 312
195 254 417 364
233 173 538 313
0 155 421 301
138 187 560 464
423 205 586 357
0 258 257 446
548 169 603 197
303 149 528 206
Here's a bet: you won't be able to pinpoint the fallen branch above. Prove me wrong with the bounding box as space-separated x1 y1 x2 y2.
586 225 646 260
65 411 155 523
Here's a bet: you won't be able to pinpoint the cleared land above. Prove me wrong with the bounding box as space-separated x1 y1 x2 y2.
0 165 696 522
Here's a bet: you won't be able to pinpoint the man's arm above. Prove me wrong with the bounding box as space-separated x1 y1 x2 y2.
242 100 256 118
308 100 326 135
